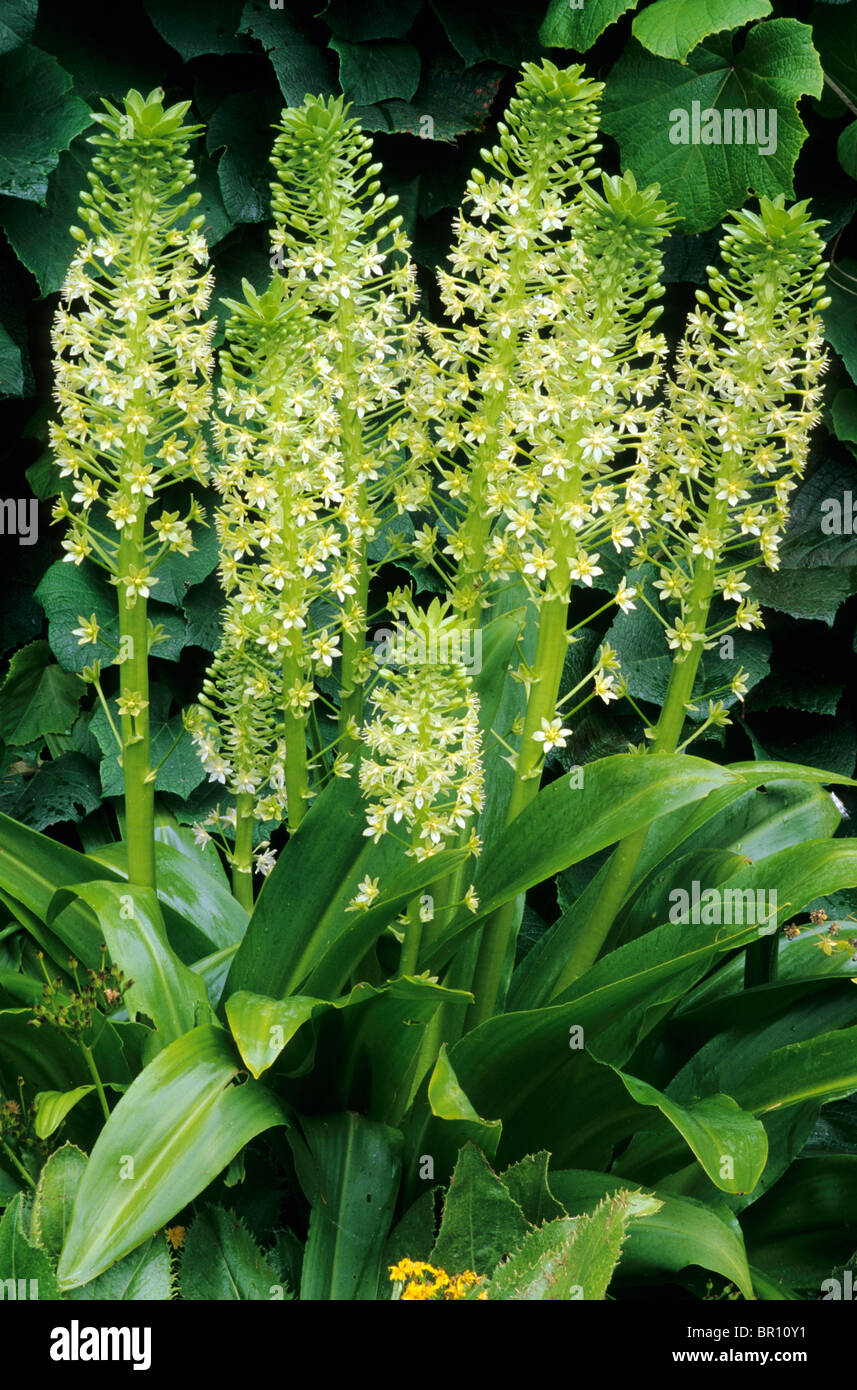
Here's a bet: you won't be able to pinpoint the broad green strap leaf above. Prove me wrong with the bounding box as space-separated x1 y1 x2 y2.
487 1191 660 1300
57 1025 286 1289
411 1043 503 1188
517 775 849 1010
735 1025 857 1116
225 771 409 1001
31 1143 87 1257
430 1142 528 1280
91 841 247 953
331 977 472 1125
301 847 470 999
742 1156 857 1287
34 1087 97 1140
0 1192 62 1300
0 812 122 967
153 804 230 888
425 754 744 968
548 1170 755 1299
632 0 772 64
293 1112 402 1301
225 991 324 1078
181 1205 279 1300
48 881 210 1045
613 1071 768 1195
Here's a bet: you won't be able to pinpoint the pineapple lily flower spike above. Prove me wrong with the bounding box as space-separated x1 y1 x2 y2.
51 88 214 888
555 195 830 994
419 60 675 1025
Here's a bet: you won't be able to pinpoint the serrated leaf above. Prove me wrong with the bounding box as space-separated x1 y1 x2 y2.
32 1143 87 1256
500 1152 567 1226
0 139 90 295
324 0 422 40
549 1169 755 1298
0 1192 62 1299
430 1142 528 1278
67 1234 172 1300
602 23 823 233
331 38 420 104
355 57 505 144
90 685 206 800
0 1 36 55
142 0 252 59
487 1190 656 1300
632 0 772 64
181 1204 278 1299
9 752 102 832
538 0 637 52
433 0 542 67
0 46 91 203
207 91 282 225
35 559 118 673
0 640 82 745
239 0 335 104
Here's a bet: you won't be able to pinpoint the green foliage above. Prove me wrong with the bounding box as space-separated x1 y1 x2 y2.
0 10 855 1306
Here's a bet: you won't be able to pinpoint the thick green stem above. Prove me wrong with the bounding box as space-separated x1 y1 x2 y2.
553 503 726 993
468 591 569 1026
231 791 255 910
118 523 155 889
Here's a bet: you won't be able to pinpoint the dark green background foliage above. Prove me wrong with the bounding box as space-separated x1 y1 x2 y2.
1 0 857 852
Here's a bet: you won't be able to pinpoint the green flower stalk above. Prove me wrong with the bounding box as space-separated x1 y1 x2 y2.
50 88 214 888
418 60 674 1023
269 96 428 741
195 276 334 857
557 196 830 991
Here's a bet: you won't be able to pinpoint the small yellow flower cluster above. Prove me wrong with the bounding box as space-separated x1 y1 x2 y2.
389 1259 487 1301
